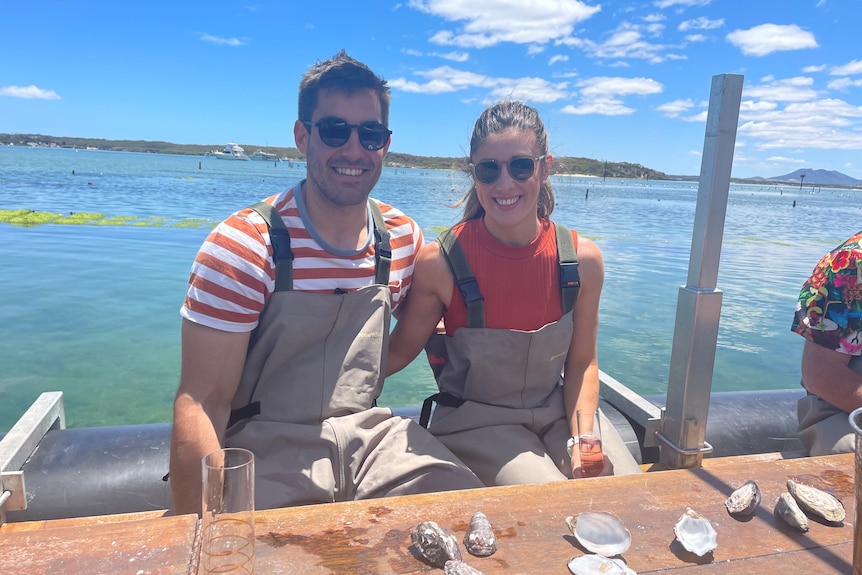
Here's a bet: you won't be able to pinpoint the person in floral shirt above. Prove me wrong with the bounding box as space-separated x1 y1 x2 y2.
792 230 862 455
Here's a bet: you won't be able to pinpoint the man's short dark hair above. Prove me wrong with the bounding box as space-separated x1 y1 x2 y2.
298 50 390 126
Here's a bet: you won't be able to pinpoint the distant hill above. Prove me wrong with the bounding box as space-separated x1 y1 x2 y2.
0 133 667 181
763 168 862 187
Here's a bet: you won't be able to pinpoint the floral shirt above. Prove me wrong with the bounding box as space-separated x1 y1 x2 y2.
792 230 862 355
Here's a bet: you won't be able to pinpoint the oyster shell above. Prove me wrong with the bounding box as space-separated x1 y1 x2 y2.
568 554 637 575
724 480 761 516
444 560 486 575
566 511 632 557
673 507 717 556
775 492 809 532
410 520 462 567
787 479 846 523
463 512 497 557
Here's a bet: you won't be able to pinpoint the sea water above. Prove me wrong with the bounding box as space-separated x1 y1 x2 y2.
1 146 860 430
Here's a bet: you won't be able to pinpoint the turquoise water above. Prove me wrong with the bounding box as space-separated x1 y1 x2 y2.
2 146 860 430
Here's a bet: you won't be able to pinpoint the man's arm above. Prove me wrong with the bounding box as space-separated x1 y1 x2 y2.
169 319 251 515
801 339 862 413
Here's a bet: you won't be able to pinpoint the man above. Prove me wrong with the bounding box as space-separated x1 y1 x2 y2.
169 50 481 515
792 230 862 456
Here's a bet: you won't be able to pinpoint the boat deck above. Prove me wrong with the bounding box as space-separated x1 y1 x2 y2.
0 452 855 574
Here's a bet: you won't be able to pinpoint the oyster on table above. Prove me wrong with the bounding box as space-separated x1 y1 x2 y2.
673 507 717 556
444 559 486 575
568 554 637 575
725 480 761 516
566 511 632 557
463 511 497 557
410 520 462 567
775 492 809 532
786 478 846 523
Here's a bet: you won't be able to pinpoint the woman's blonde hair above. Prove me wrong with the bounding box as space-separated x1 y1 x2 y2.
458 101 554 223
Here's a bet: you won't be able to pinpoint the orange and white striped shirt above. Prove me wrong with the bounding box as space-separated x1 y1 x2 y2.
181 181 423 332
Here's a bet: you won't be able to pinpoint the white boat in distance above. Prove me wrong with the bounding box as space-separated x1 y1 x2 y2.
250 150 278 162
212 143 249 160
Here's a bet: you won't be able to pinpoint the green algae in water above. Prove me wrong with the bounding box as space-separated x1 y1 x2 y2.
0 209 215 229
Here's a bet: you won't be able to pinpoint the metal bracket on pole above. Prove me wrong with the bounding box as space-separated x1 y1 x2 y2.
0 391 65 525
658 74 744 469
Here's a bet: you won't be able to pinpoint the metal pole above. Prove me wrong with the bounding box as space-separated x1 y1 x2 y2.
657 74 744 468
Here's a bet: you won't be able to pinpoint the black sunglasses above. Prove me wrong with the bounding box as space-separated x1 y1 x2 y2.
470 155 546 184
303 117 392 151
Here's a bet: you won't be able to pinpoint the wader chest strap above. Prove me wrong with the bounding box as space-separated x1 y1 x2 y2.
419 392 466 428
437 228 485 328
369 201 392 286
249 200 294 292
555 223 580 314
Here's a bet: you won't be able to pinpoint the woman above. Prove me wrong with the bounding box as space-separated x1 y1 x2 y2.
388 101 640 485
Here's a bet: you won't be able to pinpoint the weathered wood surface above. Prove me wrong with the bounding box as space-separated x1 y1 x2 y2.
0 512 196 575
252 453 855 574
0 453 854 574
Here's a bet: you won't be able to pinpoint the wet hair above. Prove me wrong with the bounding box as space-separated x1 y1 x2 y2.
458 101 554 222
298 50 390 126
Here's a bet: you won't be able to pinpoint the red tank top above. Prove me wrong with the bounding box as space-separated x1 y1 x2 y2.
442 218 579 335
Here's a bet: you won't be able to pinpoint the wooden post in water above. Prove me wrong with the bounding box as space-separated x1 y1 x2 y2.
657 74 744 469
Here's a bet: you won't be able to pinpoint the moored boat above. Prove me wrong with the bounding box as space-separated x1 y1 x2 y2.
212 142 249 160
250 150 278 161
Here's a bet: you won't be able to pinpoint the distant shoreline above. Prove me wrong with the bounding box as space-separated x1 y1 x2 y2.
3 133 860 189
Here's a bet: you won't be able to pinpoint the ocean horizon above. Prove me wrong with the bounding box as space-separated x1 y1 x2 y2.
1 145 861 431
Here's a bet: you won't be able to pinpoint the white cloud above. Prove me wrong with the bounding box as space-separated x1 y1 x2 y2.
562 98 635 115
743 76 821 102
831 60 862 76
802 64 827 73
766 156 805 164
654 0 712 8
549 54 569 65
200 33 244 46
739 99 862 150
726 24 817 57
410 0 600 48
562 76 663 116
685 34 706 43
0 85 61 100
437 51 470 62
657 98 694 117
678 17 724 31
389 65 569 104
576 76 664 98
402 48 424 57
828 77 862 91
559 22 684 64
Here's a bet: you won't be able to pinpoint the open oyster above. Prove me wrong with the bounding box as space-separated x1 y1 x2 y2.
673 507 717 556
775 492 809 532
787 479 845 523
566 512 632 557
568 554 637 575
725 480 761 516
411 521 462 567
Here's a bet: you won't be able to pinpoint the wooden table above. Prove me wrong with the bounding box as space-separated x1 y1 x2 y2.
0 453 856 574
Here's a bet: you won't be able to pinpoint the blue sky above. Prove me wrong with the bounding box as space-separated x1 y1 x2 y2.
2 0 860 178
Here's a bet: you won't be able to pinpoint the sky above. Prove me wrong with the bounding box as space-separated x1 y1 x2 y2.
2 0 861 179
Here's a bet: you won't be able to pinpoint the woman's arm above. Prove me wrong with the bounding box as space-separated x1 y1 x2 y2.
387 241 454 376
561 236 613 477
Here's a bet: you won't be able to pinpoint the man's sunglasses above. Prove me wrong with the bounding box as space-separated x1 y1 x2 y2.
469 155 546 185
303 117 392 151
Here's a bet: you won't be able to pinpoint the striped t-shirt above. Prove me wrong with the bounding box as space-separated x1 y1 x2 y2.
181 181 423 333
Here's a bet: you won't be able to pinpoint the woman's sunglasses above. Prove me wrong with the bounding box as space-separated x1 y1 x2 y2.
470 155 546 185
303 117 392 151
